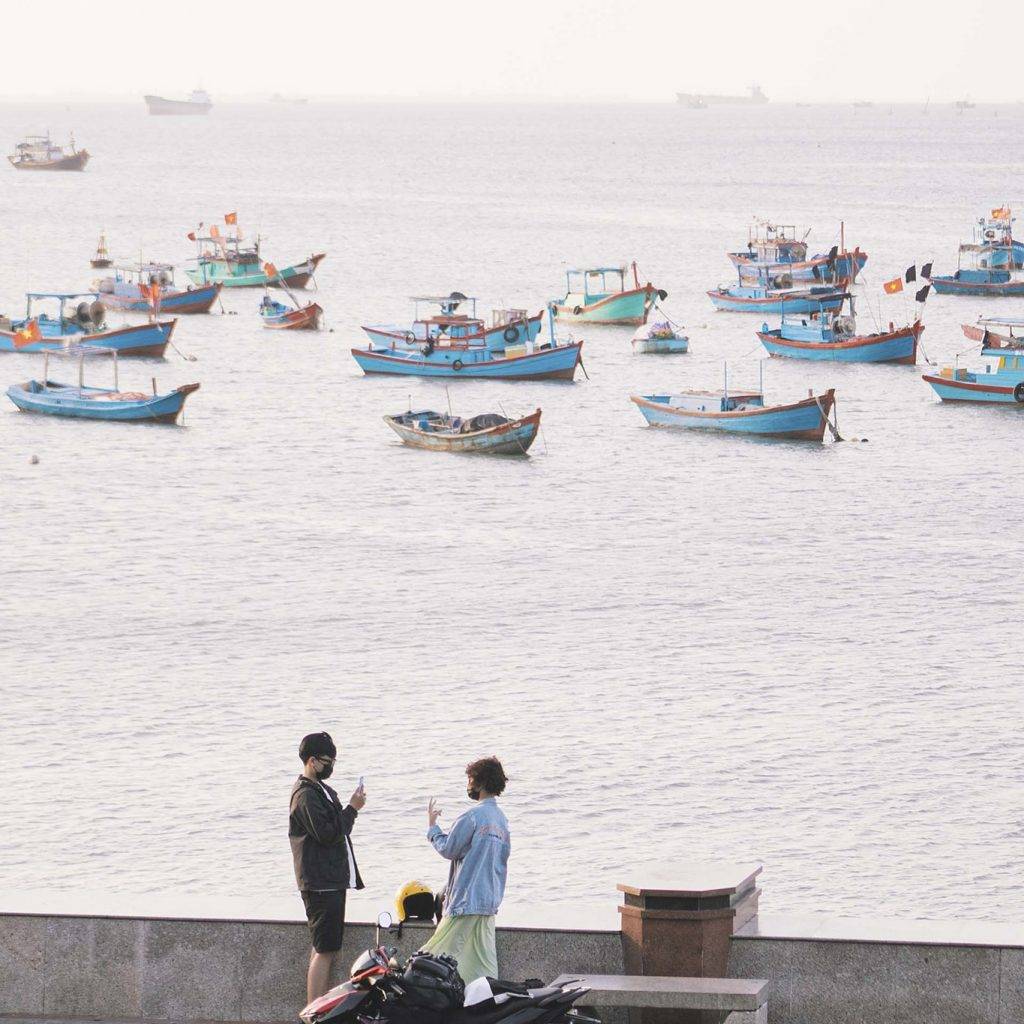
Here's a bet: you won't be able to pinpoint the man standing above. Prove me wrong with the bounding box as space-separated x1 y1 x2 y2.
289 732 366 1002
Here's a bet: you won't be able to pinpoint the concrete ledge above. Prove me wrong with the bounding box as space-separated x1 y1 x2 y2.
553 974 768 1011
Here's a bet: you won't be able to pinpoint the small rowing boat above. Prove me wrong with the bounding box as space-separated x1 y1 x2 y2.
384 408 541 454
259 295 322 330
631 320 689 354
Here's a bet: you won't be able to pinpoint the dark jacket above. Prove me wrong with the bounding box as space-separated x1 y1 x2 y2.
289 776 365 892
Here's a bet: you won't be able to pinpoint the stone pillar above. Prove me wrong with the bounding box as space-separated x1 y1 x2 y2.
618 863 762 1024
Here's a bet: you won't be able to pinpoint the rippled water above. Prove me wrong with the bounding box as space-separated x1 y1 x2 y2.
1 101 1022 925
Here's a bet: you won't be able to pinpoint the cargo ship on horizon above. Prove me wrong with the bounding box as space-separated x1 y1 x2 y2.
676 85 768 108
144 89 212 116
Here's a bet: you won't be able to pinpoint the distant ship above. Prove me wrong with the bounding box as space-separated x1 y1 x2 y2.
144 89 212 116
8 132 89 171
676 85 768 108
269 93 309 105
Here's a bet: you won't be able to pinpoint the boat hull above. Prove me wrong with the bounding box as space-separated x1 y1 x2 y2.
9 151 90 171
758 324 920 364
352 342 582 380
185 253 325 289
708 290 846 314
144 95 211 116
930 276 1024 297
632 336 689 354
553 287 658 325
732 250 868 282
922 373 1024 403
631 389 834 440
0 319 177 358
7 381 199 423
103 284 222 315
261 302 323 330
385 409 541 454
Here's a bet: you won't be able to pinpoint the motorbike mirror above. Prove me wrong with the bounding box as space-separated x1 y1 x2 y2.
377 911 393 929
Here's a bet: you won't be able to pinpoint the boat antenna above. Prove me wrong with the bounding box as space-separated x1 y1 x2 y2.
445 385 454 425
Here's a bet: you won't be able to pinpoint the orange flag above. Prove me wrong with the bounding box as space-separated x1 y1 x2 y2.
224 212 238 225
210 224 221 239
187 231 197 242
13 319 41 349
263 262 278 280
992 206 1011 221
883 277 903 295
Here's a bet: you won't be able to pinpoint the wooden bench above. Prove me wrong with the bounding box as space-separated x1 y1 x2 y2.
552 973 769 1024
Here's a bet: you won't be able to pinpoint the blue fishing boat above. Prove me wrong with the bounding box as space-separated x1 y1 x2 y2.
708 268 848 315
631 385 836 441
929 207 1024 296
96 263 222 314
362 294 542 352
6 347 199 423
730 222 867 283
923 323 1024 403
0 293 176 357
552 264 665 325
757 294 922 364
352 339 582 380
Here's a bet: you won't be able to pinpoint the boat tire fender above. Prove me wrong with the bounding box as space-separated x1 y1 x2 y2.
452 359 464 371
503 325 520 344
572 305 582 315
1014 382 1024 404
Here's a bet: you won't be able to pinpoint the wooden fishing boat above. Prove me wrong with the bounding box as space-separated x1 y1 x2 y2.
91 233 112 269
8 132 89 171
709 271 849 315
363 295 543 352
961 316 1024 347
631 386 836 441
352 339 582 380
923 329 1024 404
384 408 541 454
96 263 222 315
631 320 689 354
185 216 324 288
7 347 198 423
0 293 175 357
929 208 1024 295
552 264 665 325
757 294 923 364
730 222 867 283
259 296 322 330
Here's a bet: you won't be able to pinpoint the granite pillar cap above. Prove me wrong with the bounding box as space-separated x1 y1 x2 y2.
618 862 763 899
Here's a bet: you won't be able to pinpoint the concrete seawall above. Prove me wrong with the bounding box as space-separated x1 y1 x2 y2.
3 903 1024 1023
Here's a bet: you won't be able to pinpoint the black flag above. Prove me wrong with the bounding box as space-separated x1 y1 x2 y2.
921 261 933 279
827 244 839 261
915 284 931 303
905 265 917 283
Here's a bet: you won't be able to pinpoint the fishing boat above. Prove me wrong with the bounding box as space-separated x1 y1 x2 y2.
929 208 1024 296
632 382 836 441
259 295 322 330
91 233 112 269
708 269 849 315
362 294 543 352
384 408 541 454
923 327 1024 404
352 339 582 380
631 320 689 354
552 264 665 325
8 132 89 171
184 218 324 289
7 347 198 423
95 263 222 315
144 90 212 116
676 85 768 106
757 293 922 364
961 315 1024 346
0 293 175 357
729 222 867 283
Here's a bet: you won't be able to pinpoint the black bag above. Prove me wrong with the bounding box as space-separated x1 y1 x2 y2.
400 952 465 1013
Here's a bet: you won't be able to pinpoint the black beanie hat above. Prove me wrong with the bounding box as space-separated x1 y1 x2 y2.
299 732 337 762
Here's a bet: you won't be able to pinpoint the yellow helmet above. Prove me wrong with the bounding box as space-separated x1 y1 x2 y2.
394 880 435 922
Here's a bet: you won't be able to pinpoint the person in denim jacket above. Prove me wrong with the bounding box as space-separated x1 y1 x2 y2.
420 757 510 982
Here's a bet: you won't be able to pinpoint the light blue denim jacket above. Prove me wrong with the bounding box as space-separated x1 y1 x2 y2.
427 797 510 917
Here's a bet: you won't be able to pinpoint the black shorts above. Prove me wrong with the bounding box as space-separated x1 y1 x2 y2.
301 889 346 953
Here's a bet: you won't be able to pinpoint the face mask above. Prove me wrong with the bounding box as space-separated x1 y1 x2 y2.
467 786 480 801
316 761 335 781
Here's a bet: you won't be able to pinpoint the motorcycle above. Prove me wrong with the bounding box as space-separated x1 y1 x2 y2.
299 912 595 1024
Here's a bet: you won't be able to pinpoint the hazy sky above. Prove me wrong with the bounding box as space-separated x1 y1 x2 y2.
2 1 1019 103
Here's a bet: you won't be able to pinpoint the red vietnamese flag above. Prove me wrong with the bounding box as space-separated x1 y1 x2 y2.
187 231 197 242
224 212 238 225
883 277 903 295
263 262 278 281
13 319 42 349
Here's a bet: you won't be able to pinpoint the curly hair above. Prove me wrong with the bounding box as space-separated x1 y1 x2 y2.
466 756 508 796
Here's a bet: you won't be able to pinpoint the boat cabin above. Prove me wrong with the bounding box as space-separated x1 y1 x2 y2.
21 292 107 334
9 133 75 164
645 390 765 413
564 266 635 305
746 223 808 263
97 262 178 296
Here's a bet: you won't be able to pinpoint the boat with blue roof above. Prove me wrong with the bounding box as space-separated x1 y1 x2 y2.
757 293 922 364
708 267 849 315
0 293 176 357
928 207 1024 296
730 221 867 283
552 263 665 325
923 318 1024 403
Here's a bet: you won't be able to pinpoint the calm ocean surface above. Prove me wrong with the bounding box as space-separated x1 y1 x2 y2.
0 101 1022 925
